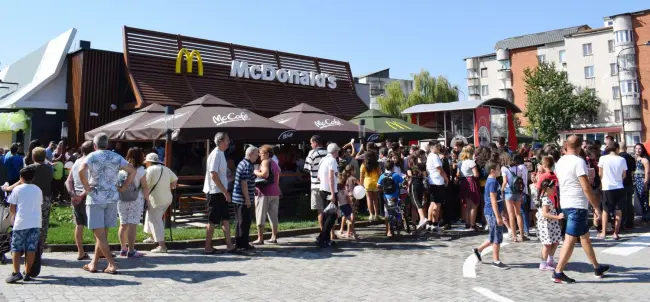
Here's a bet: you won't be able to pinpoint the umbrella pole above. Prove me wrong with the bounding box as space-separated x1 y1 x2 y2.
164 133 173 241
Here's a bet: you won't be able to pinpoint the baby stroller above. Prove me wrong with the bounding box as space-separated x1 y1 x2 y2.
0 193 11 264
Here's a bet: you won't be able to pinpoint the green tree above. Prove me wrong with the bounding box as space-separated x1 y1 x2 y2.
523 62 600 143
377 70 459 120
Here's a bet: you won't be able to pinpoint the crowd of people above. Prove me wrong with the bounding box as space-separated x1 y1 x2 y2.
3 130 648 284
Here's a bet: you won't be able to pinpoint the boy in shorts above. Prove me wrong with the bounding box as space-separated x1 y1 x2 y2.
472 161 508 269
5 166 43 283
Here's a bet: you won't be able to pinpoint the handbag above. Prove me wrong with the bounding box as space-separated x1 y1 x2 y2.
255 160 275 187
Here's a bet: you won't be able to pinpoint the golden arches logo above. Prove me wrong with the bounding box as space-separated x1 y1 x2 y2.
386 120 411 130
175 48 203 76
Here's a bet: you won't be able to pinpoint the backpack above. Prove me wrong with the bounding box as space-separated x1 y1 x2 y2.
381 172 397 195
507 166 525 195
118 171 139 202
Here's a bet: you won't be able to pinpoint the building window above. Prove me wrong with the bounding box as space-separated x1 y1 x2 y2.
499 60 511 70
615 110 621 123
582 43 592 56
468 86 480 95
537 55 546 63
586 88 596 97
607 21 613 26
612 86 620 99
584 66 595 79
480 68 488 78
558 50 566 63
621 80 639 94
615 30 633 44
481 85 489 96
610 63 618 76
608 40 615 53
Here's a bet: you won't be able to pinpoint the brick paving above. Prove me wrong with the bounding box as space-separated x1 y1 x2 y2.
0 226 648 302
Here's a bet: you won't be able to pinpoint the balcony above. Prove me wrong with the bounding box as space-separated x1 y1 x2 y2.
466 58 478 70
496 48 509 61
498 80 512 90
466 78 480 87
497 89 513 101
468 86 480 96
497 70 511 80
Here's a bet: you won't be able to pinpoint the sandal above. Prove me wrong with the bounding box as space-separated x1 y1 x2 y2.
267 239 278 244
103 268 118 275
597 234 606 240
251 240 264 245
203 249 218 255
613 234 621 240
82 264 97 273
77 253 90 261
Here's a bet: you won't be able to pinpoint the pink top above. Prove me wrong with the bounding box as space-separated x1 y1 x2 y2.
258 160 281 197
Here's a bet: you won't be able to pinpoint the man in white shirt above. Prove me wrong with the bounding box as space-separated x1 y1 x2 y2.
597 141 627 240
316 143 340 247
426 141 448 231
203 132 235 254
552 135 609 284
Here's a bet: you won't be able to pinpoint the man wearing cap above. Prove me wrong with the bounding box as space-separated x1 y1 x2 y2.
316 143 340 247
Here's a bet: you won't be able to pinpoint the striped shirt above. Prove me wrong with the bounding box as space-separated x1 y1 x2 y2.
304 147 328 189
232 158 255 204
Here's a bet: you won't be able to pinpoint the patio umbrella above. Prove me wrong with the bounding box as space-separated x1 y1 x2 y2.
124 94 292 142
84 103 165 140
349 109 438 141
270 103 367 143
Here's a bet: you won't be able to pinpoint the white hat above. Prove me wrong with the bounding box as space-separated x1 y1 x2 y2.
144 153 162 163
327 143 340 153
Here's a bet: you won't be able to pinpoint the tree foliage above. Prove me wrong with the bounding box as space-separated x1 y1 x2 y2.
377 70 459 120
523 62 600 143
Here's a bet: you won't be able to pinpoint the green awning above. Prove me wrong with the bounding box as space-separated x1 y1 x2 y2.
350 109 438 141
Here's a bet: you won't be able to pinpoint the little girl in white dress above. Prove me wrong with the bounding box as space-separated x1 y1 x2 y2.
535 179 564 271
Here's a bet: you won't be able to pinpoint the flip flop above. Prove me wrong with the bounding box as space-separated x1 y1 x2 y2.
77 253 90 261
103 268 118 275
82 264 97 273
203 249 218 255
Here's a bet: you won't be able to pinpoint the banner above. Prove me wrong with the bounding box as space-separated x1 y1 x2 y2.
474 107 491 147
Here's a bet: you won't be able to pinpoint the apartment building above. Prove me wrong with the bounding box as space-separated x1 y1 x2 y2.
464 8 650 145
355 68 413 110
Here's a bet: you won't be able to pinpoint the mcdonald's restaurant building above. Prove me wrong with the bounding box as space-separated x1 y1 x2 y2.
63 26 369 145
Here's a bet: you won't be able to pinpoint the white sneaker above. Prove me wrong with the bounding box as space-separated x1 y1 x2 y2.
150 246 168 253
143 237 155 244
369 215 375 222
417 219 429 230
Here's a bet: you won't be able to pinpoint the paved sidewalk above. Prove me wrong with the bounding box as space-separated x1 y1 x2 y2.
0 226 648 302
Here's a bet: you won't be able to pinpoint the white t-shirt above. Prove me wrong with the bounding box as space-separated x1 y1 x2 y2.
426 153 444 185
8 184 43 231
555 154 589 209
71 157 88 193
203 148 228 194
598 154 627 191
459 160 476 178
317 154 339 193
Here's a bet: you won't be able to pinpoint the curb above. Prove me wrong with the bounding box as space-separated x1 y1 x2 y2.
46 221 385 253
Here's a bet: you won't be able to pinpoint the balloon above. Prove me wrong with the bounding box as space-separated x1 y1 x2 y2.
352 185 366 200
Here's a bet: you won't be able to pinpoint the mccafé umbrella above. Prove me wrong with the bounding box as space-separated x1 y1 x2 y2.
124 94 292 142
270 103 369 143
349 109 437 141
84 103 165 140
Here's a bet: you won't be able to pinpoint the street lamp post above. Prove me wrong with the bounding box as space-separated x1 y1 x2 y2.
616 41 650 143
454 87 465 101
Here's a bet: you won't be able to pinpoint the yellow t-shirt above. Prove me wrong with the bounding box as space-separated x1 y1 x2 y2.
361 164 380 191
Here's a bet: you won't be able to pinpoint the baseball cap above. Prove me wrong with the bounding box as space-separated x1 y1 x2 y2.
327 143 340 153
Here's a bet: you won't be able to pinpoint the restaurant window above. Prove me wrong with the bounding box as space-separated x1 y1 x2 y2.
614 110 621 123
584 66 594 79
480 68 488 78
582 43 592 56
481 85 489 96
558 50 566 63
490 107 507 139
608 40 614 53
610 63 618 76
448 111 475 140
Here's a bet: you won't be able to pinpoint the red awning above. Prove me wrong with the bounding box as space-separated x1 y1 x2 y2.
560 126 622 134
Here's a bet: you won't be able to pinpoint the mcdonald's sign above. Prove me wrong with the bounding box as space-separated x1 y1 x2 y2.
175 48 203 76
385 120 412 130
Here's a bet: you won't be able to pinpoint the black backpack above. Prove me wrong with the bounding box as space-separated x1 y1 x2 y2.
507 166 525 194
381 172 397 195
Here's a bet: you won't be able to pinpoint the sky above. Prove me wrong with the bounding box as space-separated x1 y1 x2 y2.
1 0 648 98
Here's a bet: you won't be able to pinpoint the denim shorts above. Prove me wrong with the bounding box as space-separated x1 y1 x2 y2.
485 212 503 244
563 208 590 237
11 228 41 252
339 204 352 218
504 188 521 202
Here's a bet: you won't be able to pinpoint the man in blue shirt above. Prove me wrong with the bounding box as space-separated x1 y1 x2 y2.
232 146 259 251
377 160 404 237
45 141 56 162
4 144 24 184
